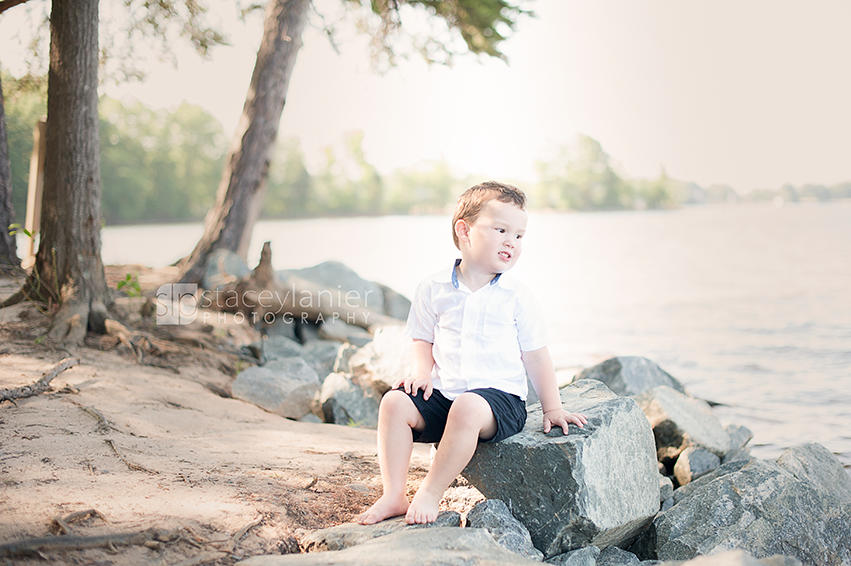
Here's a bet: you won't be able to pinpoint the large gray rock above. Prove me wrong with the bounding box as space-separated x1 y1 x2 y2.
318 317 372 345
722 424 753 464
466 499 543 561
631 458 851 565
379 283 412 320
301 340 343 382
597 545 640 565
251 335 304 363
634 386 730 461
673 446 720 486
202 248 250 291
278 261 385 312
232 358 320 419
240 527 545 565
349 325 411 394
300 511 461 552
546 546 600 566
320 372 380 428
658 550 802 566
775 442 851 503
463 379 660 558
575 357 687 397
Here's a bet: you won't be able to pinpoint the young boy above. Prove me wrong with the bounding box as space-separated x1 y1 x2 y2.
358 181 587 526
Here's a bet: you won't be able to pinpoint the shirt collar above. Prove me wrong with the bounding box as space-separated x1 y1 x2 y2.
449 258 502 290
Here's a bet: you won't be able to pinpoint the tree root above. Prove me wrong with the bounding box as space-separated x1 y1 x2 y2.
104 438 159 475
66 398 117 433
51 509 110 535
0 527 181 558
0 356 81 405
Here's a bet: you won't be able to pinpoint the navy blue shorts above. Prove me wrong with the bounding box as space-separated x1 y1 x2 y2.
396 386 527 444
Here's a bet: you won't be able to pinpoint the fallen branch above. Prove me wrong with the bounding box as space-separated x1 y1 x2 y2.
0 356 81 405
220 515 263 554
104 439 159 475
171 551 229 566
51 509 109 535
0 527 180 558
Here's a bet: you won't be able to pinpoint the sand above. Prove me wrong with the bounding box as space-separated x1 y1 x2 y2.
0 268 442 565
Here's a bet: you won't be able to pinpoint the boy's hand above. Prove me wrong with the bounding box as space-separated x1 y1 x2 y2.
393 373 434 400
543 409 588 434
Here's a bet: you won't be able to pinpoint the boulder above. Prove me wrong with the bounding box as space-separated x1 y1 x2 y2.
202 248 250 291
232 358 320 419
349 325 411 394
240 527 545 565
545 545 600 566
575 357 687 397
278 261 385 312
466 499 543 561
597 545 640 565
630 457 851 565
634 386 730 461
463 379 660 558
320 372 380 428
251 335 304 363
301 511 461 552
775 442 851 503
658 550 802 566
673 446 720 486
301 340 343 383
659 475 673 503
318 317 373 345
722 424 753 463
379 283 412 320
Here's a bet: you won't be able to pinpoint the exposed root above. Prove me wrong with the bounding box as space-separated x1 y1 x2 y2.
0 356 81 405
104 439 159 475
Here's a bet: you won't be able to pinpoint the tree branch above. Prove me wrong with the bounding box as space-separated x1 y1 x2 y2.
0 356 81 405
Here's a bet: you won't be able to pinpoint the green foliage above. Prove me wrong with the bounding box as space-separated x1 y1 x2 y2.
99 96 226 224
8 223 31 238
1 70 46 225
340 0 532 67
116 272 142 297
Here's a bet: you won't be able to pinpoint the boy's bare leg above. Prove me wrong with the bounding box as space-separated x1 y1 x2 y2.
406 392 497 524
358 390 426 525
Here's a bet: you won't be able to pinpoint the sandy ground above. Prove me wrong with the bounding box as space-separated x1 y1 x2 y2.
0 268 446 565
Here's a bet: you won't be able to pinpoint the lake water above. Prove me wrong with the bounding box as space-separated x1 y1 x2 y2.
91 202 851 469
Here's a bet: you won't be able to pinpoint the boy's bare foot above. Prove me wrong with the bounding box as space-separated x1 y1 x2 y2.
405 487 441 524
357 494 410 525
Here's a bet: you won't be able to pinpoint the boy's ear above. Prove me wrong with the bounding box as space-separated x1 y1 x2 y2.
454 219 471 243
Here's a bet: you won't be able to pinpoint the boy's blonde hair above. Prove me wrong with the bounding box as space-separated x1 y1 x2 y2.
451 181 526 249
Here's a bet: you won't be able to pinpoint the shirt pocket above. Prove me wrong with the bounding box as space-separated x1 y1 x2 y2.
482 303 516 338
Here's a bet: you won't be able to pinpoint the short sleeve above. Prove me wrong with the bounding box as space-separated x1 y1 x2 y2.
514 284 549 352
405 279 437 343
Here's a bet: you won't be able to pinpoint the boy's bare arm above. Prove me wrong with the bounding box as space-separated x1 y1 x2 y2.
393 339 436 400
522 346 588 434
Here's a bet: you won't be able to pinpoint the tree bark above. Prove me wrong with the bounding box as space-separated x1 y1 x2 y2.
0 72 20 272
175 0 310 287
2 0 111 344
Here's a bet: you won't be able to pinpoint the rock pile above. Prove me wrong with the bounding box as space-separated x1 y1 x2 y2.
207 256 848 565
207 254 408 427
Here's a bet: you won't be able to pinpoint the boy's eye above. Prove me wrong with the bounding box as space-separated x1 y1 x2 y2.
516 234 523 240
497 228 505 233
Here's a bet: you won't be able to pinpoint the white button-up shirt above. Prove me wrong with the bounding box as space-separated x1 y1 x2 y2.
406 260 549 400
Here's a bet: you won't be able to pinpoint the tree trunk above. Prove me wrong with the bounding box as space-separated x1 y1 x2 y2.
3 0 111 344
175 0 310 286
0 72 20 272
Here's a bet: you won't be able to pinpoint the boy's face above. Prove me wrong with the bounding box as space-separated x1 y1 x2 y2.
459 200 528 274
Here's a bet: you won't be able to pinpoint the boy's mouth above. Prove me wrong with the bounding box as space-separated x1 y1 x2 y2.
498 251 512 261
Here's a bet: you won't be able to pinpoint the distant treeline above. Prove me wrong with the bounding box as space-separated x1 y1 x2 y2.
4 72 849 226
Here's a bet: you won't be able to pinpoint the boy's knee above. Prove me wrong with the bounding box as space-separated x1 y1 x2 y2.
449 392 492 419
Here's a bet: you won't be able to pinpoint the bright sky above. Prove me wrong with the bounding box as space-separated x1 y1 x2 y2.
2 0 850 193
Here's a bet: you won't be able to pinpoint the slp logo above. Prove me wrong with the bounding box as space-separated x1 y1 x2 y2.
155 283 198 325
